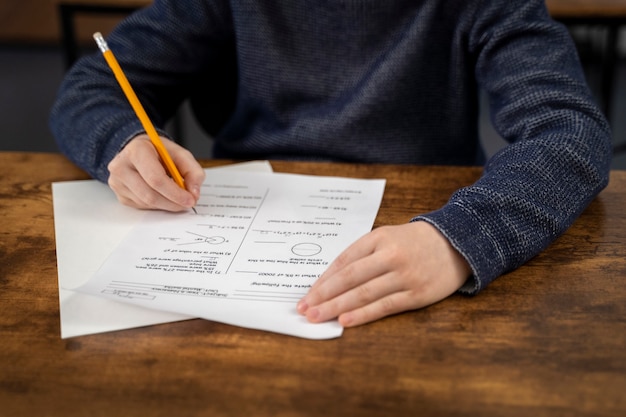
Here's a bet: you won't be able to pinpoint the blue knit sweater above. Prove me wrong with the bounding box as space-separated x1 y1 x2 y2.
49 0 612 293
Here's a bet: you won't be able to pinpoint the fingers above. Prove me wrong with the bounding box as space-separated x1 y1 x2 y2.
302 266 416 327
164 138 205 201
298 245 416 326
297 222 471 328
297 233 385 312
108 135 204 211
336 289 421 328
296 230 380 321
307 233 379 293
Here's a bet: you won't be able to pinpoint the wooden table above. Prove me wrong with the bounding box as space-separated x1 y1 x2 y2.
1 152 625 417
546 0 626 18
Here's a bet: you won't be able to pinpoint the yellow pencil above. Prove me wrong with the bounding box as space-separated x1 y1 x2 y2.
93 32 190 195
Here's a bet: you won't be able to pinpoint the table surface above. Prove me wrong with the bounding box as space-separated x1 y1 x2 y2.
1 152 625 417
546 0 626 18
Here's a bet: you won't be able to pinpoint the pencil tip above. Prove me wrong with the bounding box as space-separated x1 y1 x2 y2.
192 207 198 214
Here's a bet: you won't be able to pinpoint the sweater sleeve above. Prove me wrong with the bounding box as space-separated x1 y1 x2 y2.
415 0 612 293
49 0 235 182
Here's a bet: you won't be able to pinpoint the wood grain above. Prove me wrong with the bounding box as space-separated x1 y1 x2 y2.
545 0 626 18
1 152 625 417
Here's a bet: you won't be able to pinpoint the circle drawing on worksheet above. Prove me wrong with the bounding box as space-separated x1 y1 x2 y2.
291 242 322 257
179 231 226 245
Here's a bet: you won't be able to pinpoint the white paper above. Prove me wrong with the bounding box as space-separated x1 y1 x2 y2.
53 161 273 338
73 170 386 339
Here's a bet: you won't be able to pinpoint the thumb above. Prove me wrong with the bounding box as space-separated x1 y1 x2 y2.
182 162 205 203
162 137 205 203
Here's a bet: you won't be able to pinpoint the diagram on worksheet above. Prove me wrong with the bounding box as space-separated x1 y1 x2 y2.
291 242 322 257
176 232 227 246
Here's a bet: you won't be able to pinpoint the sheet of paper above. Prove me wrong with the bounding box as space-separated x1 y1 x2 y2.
53 161 274 338
73 170 386 339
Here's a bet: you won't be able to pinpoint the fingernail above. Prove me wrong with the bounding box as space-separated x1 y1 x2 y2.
339 312 353 327
296 300 308 314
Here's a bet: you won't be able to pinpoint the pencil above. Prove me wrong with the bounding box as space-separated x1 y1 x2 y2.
93 32 197 213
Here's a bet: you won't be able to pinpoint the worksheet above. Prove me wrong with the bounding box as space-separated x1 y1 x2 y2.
74 170 386 339
53 161 273 338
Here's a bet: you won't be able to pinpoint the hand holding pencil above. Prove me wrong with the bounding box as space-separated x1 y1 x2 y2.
94 32 205 212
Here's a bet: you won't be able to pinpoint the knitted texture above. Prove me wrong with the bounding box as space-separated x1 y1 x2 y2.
50 0 612 293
